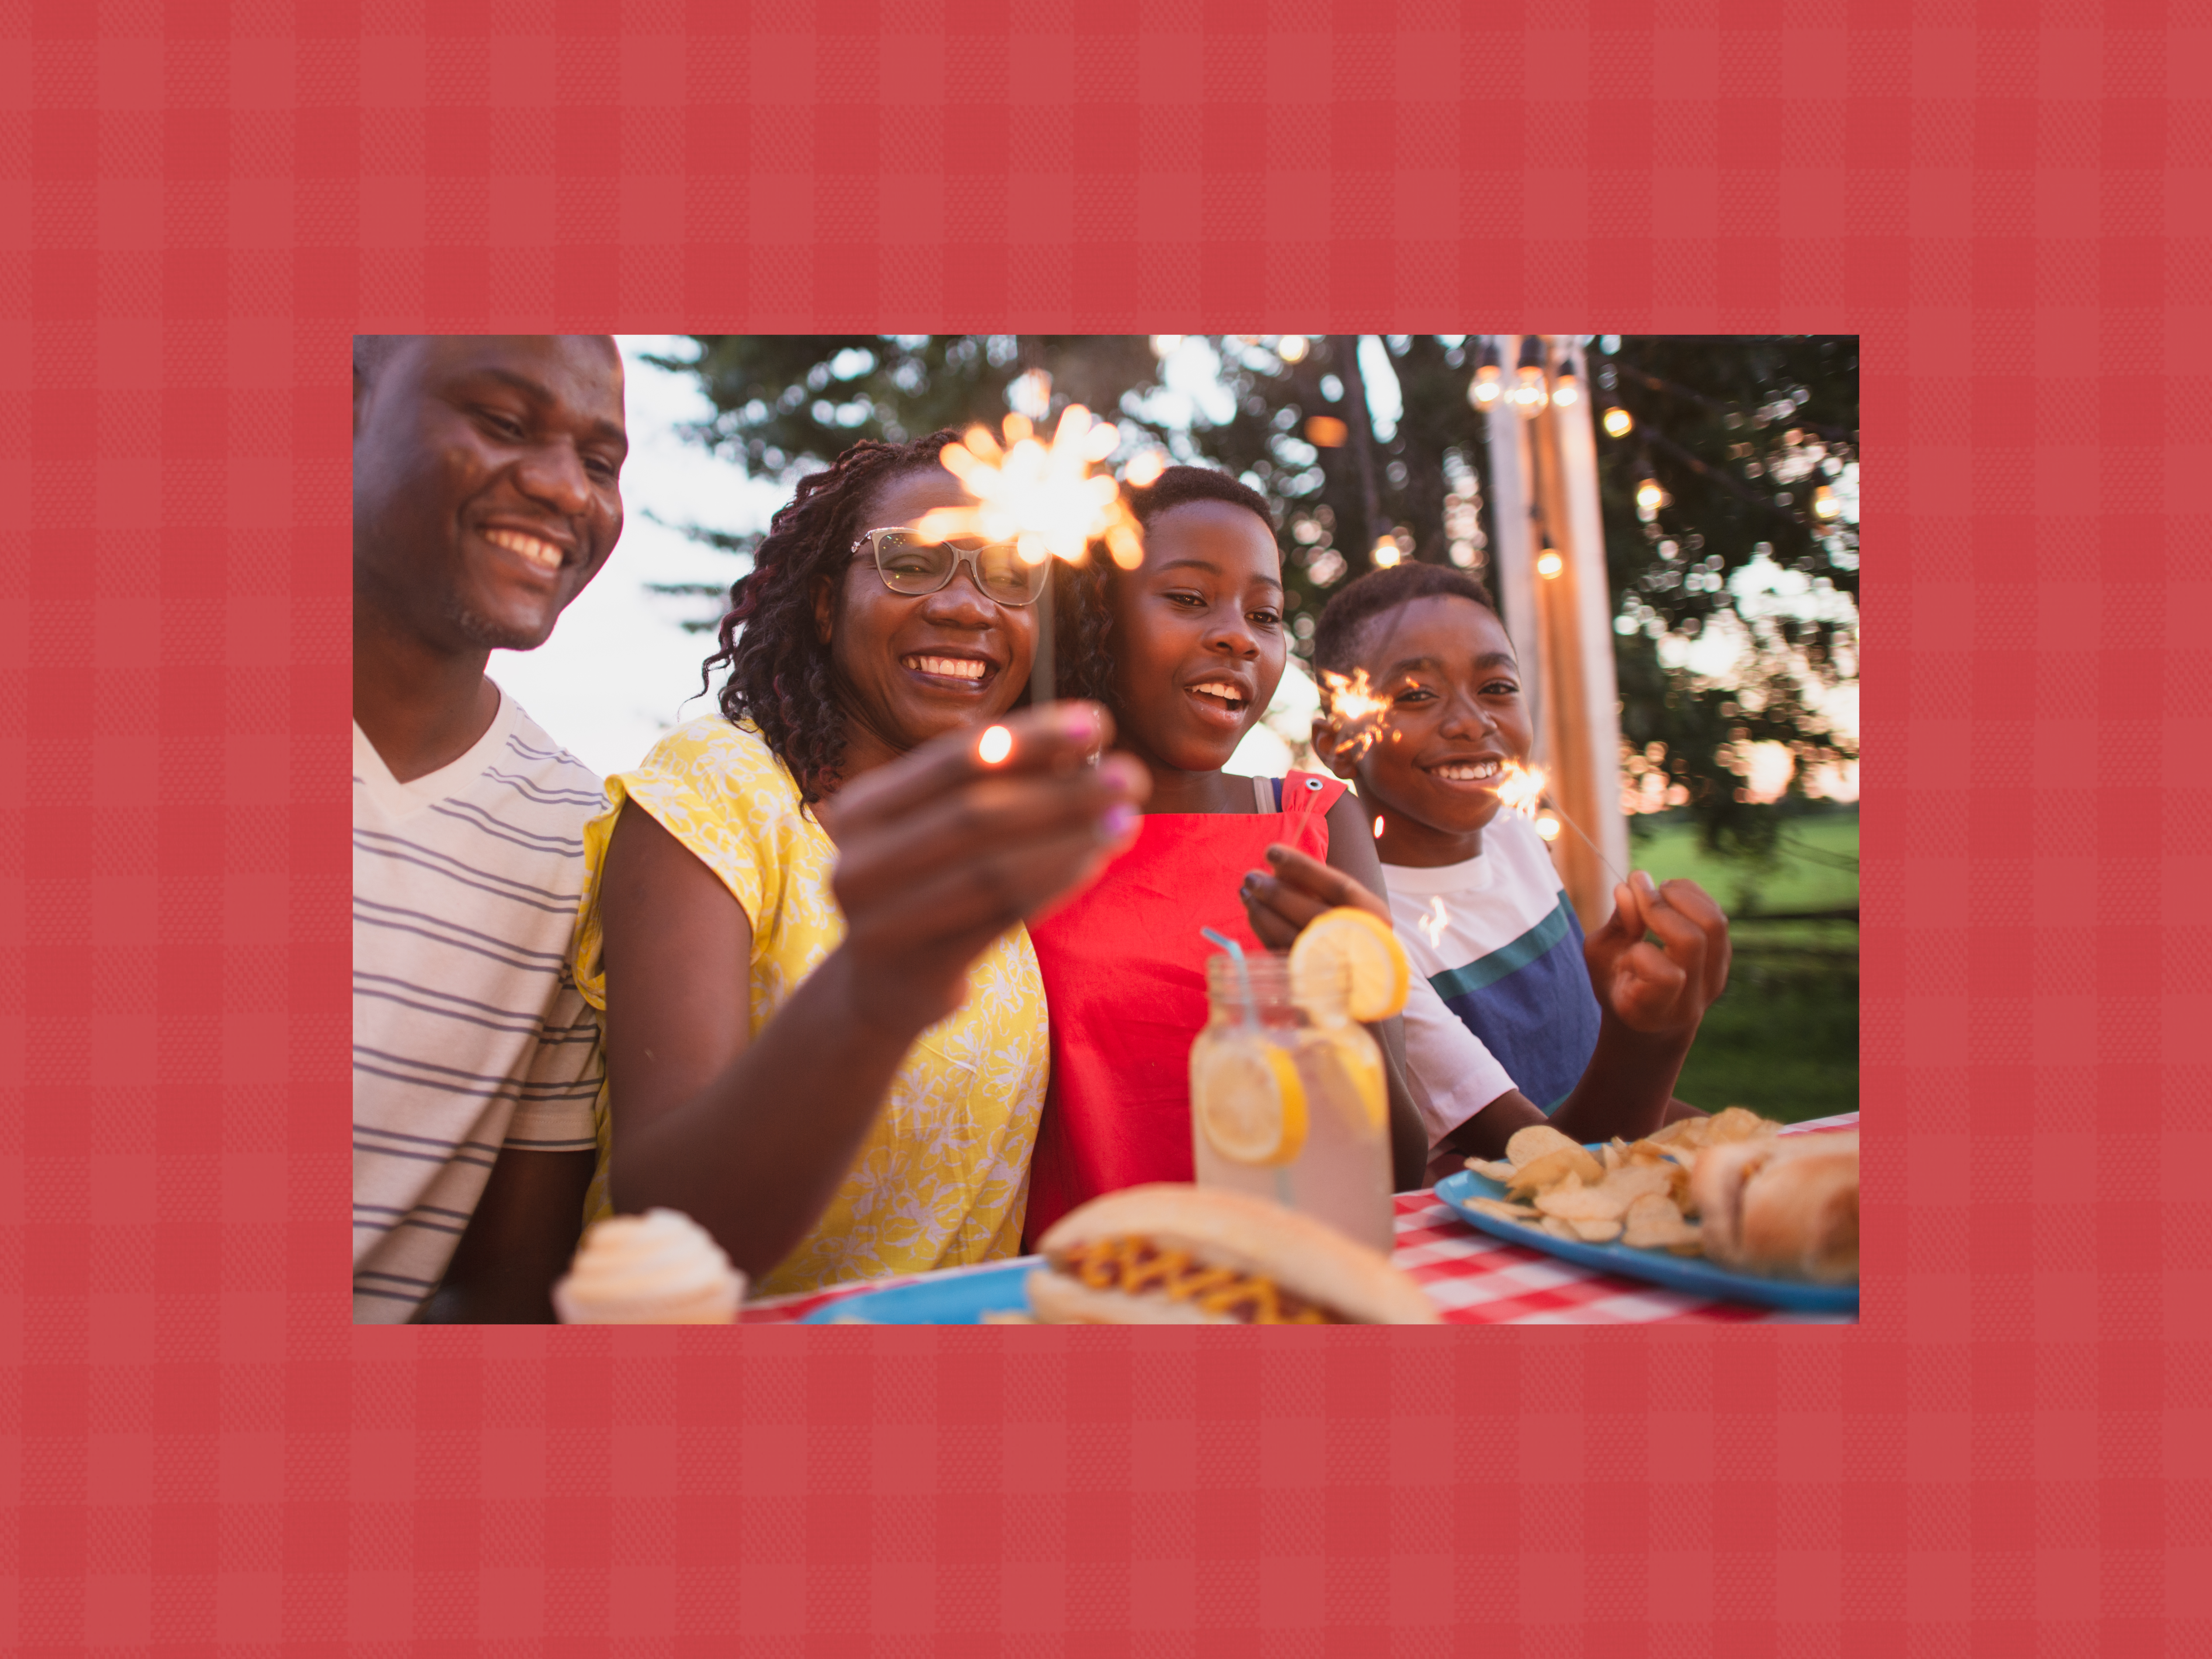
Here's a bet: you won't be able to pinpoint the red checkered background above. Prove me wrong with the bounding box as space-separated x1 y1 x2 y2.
4 0 2202 1651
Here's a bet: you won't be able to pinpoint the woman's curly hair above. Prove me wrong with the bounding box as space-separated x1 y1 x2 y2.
698 430 963 806
1054 465 1279 716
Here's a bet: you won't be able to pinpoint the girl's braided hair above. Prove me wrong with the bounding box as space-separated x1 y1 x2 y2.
699 429 964 806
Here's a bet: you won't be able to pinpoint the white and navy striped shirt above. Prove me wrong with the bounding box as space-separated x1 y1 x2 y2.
352 688 605 1322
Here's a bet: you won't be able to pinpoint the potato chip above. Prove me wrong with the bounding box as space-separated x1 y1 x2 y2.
1465 1157 1517 1183
1504 1144 1604 1198
1595 1164 1673 1206
1621 1192 1702 1253
1570 1218 1624 1243
1540 1216 1581 1241
1505 1124 1580 1168
1535 1177 1632 1223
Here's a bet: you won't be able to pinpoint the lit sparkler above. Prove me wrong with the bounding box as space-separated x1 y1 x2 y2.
923 406 1147 704
1317 667 1395 761
1488 761 1627 889
1491 760 1548 817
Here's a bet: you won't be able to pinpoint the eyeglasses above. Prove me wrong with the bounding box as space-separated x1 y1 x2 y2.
850 526 1047 606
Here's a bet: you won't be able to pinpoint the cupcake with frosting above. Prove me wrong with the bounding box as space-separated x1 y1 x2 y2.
553 1208 746 1324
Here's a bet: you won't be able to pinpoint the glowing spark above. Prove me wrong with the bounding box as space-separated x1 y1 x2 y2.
1535 814 1562 842
977 724 1013 765
1491 760 1548 818
1318 667 1395 761
926 406 1146 572
1373 814 1385 839
1417 897 1448 949
1125 449 1166 488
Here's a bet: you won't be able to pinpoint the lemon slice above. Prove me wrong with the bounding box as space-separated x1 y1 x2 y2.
1193 1039 1308 1166
1288 907 1411 1022
1303 1026 1388 1133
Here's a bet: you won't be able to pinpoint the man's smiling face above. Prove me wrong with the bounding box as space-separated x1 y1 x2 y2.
353 335 628 654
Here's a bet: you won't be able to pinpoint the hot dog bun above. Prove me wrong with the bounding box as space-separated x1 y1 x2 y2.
1691 1130 1858 1284
1029 1183 1442 1325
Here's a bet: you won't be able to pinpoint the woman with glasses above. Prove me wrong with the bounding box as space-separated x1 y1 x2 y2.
571 433 1147 1297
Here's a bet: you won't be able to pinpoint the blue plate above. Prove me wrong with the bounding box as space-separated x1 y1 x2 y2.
796 1259 1040 1324
1433 1166 1859 1314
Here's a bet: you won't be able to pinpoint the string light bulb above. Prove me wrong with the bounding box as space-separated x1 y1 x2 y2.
1550 351 1580 407
1602 406 1633 438
1468 337 1504 408
1512 335 1548 418
1535 814 1562 842
1635 477 1666 514
1277 335 1309 363
1536 548 1564 578
1372 536 1402 569
1811 483 1841 521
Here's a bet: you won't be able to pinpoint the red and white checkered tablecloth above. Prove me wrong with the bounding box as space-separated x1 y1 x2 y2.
740 1114 1859 1326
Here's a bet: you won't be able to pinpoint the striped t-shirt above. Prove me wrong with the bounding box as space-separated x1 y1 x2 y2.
1384 808 1603 1118
352 688 605 1322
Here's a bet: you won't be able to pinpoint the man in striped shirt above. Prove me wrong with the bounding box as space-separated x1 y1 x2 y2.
352 335 627 1322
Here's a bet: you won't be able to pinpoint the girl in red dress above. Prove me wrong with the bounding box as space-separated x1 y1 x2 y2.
1022 470 1429 1242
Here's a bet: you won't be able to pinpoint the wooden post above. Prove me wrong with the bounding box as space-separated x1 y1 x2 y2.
1481 337 1543 723
1529 337 1631 931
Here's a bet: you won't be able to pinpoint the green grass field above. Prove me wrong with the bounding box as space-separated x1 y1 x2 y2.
1628 807 1859 1123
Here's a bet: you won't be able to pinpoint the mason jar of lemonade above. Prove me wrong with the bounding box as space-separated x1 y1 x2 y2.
1189 950 1395 1253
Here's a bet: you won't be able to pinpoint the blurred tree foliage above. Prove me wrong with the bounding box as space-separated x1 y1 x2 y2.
653 334 1858 855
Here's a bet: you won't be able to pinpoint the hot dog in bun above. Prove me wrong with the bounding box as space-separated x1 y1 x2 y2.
1689 1130 1858 1284
1027 1183 1442 1325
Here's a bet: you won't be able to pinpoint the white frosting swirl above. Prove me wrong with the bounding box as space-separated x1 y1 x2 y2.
553 1208 745 1324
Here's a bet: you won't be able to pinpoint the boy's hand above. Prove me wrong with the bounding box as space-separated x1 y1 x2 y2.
1583 871 1731 1037
1238 842 1390 949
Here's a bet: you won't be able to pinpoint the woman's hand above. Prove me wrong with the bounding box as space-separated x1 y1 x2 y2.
824 700 1149 1031
1582 871 1731 1037
1238 841 1390 947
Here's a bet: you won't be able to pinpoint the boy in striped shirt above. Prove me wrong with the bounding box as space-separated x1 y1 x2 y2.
352 335 627 1321
1244 563 1730 1177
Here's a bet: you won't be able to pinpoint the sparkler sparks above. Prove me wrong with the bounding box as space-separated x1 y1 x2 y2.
1491 760 1548 817
1417 897 1449 949
922 406 1149 705
1318 667 1395 761
1489 760 1628 888
926 406 1145 573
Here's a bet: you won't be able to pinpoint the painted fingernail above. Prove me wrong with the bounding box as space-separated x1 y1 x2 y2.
1062 703 1102 741
1101 804 1137 840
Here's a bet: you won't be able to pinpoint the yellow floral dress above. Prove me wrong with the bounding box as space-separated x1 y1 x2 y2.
571 719 1048 1297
